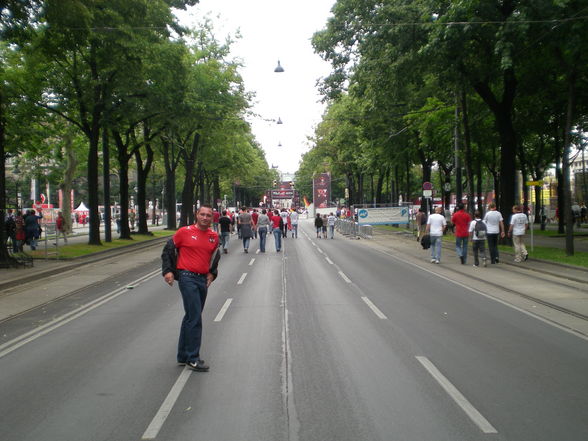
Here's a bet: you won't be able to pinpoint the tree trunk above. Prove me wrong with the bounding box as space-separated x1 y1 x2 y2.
0 88 15 266
87 128 102 245
460 88 475 214
59 130 77 234
113 131 132 240
134 139 154 235
562 70 576 256
102 126 112 242
180 133 199 226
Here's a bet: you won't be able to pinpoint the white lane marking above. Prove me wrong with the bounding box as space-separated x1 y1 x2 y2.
249 258 255 266
256 249 260 254
317 248 323 254
375 248 588 342
0 269 160 359
142 367 193 439
361 296 388 319
325 257 334 265
237 273 248 285
214 298 233 322
416 356 498 434
338 270 351 283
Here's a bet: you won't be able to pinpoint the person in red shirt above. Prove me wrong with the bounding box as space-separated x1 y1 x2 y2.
212 208 220 232
270 209 282 252
451 202 472 264
251 209 259 239
163 205 220 372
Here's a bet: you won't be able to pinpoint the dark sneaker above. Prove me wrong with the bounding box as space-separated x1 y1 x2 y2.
178 361 186 366
524 254 528 261
187 360 209 372
460 256 465 264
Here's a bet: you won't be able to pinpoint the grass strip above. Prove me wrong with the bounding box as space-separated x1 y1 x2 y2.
29 230 174 260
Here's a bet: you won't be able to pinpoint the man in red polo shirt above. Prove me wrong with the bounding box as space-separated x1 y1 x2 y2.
163 205 220 371
451 202 472 264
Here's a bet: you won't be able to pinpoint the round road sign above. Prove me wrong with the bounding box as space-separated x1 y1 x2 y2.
423 181 433 191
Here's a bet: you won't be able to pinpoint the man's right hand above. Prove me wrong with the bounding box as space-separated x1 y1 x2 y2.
164 272 175 286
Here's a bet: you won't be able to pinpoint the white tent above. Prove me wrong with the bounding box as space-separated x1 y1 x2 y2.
74 202 89 212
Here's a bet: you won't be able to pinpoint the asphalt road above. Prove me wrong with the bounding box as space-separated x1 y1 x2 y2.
1 221 587 441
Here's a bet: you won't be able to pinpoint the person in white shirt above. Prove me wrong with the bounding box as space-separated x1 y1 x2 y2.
290 209 299 238
327 212 337 239
469 211 487 267
425 207 447 264
483 203 505 264
508 205 529 263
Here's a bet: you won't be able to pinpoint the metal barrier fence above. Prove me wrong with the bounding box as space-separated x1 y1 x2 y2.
336 219 373 239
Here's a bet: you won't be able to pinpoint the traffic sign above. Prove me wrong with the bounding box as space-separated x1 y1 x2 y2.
423 189 432 197
422 181 433 191
443 182 451 192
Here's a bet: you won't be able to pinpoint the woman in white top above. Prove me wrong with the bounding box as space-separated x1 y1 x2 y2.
425 207 447 264
508 205 529 263
483 203 505 264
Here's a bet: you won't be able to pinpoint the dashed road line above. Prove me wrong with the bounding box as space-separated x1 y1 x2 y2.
214 298 233 322
416 356 498 434
249 258 255 266
361 296 388 319
142 367 192 439
237 273 248 285
325 257 334 265
338 270 352 283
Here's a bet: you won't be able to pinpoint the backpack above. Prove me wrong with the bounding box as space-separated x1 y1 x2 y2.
474 220 487 239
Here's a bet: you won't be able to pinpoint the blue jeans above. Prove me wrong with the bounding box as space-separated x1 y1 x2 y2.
258 226 268 252
291 224 298 238
242 237 250 250
430 235 442 261
455 236 468 262
220 232 230 251
329 225 335 239
273 228 282 251
177 271 208 363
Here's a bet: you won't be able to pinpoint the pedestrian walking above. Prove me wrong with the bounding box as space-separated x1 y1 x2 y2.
24 209 43 250
56 211 68 244
271 210 282 251
508 205 529 263
5 209 17 252
14 211 25 252
415 208 426 242
129 210 136 231
280 209 288 238
162 205 220 372
213 208 220 232
483 203 505 264
425 207 447 264
218 210 232 254
251 209 259 239
469 211 488 267
238 207 253 253
322 214 328 238
314 213 323 238
290 208 299 238
327 212 336 239
256 209 271 252
451 203 471 264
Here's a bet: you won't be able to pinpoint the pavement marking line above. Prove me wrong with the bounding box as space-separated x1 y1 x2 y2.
142 367 193 440
415 356 498 434
338 270 352 283
317 247 323 254
237 273 248 285
375 248 588 342
325 257 334 265
249 258 255 266
214 298 233 322
256 249 260 254
361 296 388 319
0 269 160 360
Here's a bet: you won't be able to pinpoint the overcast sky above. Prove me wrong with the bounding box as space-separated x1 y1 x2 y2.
176 0 335 175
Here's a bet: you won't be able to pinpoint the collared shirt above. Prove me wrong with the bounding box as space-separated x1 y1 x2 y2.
174 224 219 274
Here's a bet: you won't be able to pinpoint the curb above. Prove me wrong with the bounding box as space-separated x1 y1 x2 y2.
0 237 168 292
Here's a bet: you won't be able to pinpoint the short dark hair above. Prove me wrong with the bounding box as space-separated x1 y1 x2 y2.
197 204 213 213
457 202 464 210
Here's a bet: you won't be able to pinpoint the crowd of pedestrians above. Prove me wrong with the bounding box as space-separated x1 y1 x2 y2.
420 203 528 266
4 209 44 252
209 207 304 254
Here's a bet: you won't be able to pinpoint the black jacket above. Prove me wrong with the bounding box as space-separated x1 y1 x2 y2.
161 238 221 281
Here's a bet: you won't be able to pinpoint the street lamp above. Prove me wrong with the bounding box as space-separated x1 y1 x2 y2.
274 60 284 73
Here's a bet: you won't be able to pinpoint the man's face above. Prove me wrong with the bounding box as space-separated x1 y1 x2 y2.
196 207 213 229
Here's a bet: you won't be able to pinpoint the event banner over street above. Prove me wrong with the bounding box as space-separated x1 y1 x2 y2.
356 207 410 225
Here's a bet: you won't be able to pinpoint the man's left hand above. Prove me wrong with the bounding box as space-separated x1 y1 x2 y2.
206 273 214 287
